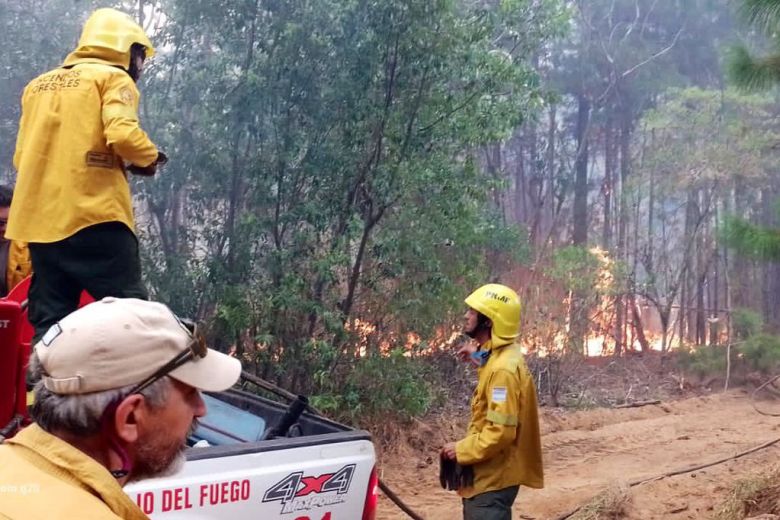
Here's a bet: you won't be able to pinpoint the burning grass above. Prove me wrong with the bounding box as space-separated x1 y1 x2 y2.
568 482 631 520
714 465 780 520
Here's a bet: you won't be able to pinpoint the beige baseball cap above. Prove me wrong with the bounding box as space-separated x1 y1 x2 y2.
35 297 242 395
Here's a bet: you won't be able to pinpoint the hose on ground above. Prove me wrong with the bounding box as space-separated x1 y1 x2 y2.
752 373 780 417
240 371 426 519
379 479 425 520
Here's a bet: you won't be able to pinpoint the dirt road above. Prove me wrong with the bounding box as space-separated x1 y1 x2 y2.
377 391 780 519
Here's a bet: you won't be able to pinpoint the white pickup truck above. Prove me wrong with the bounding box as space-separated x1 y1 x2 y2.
124 388 379 520
0 287 379 520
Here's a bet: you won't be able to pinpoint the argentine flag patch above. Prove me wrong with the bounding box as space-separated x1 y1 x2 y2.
491 386 507 403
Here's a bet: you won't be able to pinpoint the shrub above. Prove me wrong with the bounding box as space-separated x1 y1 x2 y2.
732 307 764 340
739 334 780 373
677 334 780 381
677 345 727 378
310 349 440 425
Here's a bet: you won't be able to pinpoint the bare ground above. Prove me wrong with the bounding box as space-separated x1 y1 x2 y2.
376 390 780 520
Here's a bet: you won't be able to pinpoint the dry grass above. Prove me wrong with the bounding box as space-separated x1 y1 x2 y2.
371 411 459 462
569 483 631 520
714 466 780 520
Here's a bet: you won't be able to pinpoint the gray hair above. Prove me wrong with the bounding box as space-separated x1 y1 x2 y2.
28 354 172 436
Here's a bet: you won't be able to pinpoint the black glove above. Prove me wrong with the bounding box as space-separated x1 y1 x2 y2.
458 463 474 489
127 163 156 176
127 151 167 176
439 454 474 491
439 455 455 490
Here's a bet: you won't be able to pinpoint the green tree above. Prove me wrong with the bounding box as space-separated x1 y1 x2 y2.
728 0 780 90
131 0 566 400
636 87 779 347
724 0 780 329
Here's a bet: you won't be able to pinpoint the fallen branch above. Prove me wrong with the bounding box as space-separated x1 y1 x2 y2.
555 435 780 520
613 399 661 409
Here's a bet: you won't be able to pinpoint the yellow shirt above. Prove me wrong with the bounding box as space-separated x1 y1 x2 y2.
8 49 157 243
0 423 148 520
455 341 544 498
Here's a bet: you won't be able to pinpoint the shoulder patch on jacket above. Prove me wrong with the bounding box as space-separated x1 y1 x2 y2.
491 386 507 402
119 86 134 104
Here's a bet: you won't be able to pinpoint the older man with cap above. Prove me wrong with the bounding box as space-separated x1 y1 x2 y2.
0 298 242 520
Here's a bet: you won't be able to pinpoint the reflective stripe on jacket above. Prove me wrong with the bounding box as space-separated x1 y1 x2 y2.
0 424 148 520
455 341 544 498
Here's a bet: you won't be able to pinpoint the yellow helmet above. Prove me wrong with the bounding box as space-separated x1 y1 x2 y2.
464 284 521 346
64 8 155 69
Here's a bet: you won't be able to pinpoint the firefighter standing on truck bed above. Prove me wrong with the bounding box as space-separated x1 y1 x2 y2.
441 284 544 520
6 8 166 343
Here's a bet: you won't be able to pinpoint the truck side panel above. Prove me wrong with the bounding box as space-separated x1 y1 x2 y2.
125 436 375 520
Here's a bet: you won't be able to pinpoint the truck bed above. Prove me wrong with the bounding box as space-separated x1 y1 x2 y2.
125 389 377 520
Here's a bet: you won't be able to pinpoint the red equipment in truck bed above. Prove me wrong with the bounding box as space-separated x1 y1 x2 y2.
1 277 94 436
0 299 23 430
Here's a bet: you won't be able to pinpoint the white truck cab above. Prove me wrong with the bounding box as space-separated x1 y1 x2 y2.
125 390 379 520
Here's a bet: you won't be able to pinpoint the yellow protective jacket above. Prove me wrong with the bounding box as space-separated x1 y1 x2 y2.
6 240 31 293
455 340 544 498
7 9 158 244
0 424 148 520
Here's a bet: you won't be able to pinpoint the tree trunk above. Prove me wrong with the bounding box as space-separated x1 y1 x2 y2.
568 95 591 353
646 130 655 272
514 134 526 226
685 190 699 343
602 116 614 250
614 108 632 354
528 121 543 244
761 184 780 330
546 104 557 240
695 199 707 345
678 269 687 348
710 205 720 346
731 178 750 310
572 94 590 245
660 308 670 352
631 295 650 352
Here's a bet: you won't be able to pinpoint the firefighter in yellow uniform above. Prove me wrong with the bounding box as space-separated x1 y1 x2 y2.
442 284 543 520
7 8 165 342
